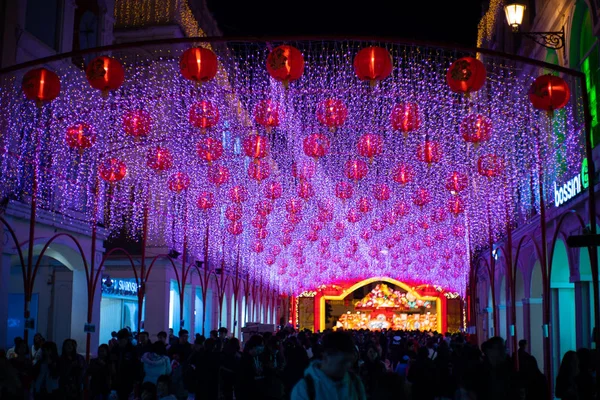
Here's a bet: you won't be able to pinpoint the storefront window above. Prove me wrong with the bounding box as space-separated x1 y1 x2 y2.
100 278 143 344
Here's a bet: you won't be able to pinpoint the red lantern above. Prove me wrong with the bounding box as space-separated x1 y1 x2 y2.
316 99 348 130
371 218 385 232
360 229 373 242
189 101 219 131
243 135 269 160
168 172 191 193
445 171 468 193
208 165 230 186
22 68 60 105
229 185 249 203
179 47 218 83
292 160 316 181
264 181 282 201
98 158 126 183
297 181 315 200
345 159 368 181
392 163 415 185
431 207 447 223
528 74 570 114
254 100 281 132
452 223 465 238
266 45 304 88
358 197 373 213
281 234 292 246
248 159 271 182
446 56 487 95
347 208 362 223
123 110 152 139
286 198 303 214
251 240 265 253
146 146 173 172
256 199 273 216
418 215 430 230
85 56 124 95
335 181 354 201
353 46 393 85
306 230 319 242
287 212 303 225
197 191 214 211
318 208 333 223
393 200 410 217
196 137 223 164
448 197 465 216
390 103 421 134
303 133 330 160
227 221 244 236
460 114 492 144
257 228 269 240
226 204 243 221
413 188 431 207
252 215 268 229
477 154 504 178
373 183 391 202
66 123 96 152
417 140 442 165
357 133 384 162
383 210 398 225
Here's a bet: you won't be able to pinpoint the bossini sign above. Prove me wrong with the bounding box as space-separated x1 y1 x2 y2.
554 158 589 207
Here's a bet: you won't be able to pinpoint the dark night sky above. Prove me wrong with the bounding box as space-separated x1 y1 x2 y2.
206 0 485 47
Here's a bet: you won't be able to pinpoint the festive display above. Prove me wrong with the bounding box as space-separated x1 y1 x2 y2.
528 74 571 114
98 158 127 183
85 56 125 95
266 45 305 88
22 68 60 105
303 133 330 160
316 99 348 130
189 101 220 131
123 110 152 139
446 56 486 94
390 103 421 134
66 123 96 153
353 46 393 85
460 114 492 144
146 147 173 172
179 47 218 83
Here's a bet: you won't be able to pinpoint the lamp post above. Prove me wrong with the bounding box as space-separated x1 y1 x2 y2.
504 3 565 50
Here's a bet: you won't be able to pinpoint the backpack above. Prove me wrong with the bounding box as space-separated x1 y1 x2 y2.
304 371 362 400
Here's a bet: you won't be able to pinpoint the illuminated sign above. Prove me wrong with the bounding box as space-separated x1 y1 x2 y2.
554 158 588 207
101 278 139 296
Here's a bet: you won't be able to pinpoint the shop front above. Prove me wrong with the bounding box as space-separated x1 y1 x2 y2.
99 277 144 344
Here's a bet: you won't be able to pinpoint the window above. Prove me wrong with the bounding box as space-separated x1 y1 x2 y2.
25 0 62 50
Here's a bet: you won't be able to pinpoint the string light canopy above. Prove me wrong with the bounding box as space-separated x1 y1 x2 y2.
0 39 585 296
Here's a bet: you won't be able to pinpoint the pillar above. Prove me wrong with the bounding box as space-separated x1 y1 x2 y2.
574 281 592 348
144 265 170 342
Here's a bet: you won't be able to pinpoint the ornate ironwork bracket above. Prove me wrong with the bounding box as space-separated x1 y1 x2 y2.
514 26 565 50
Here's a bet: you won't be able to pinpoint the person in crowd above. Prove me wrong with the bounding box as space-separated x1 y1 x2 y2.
168 330 192 364
217 327 229 351
575 347 596 399
0 350 22 399
58 339 86 400
394 355 410 381
555 350 580 400
262 336 285 399
518 351 548 400
360 343 386 399
283 336 310 396
291 330 366 400
474 336 518 400
141 342 171 385
156 375 177 400
136 332 152 359
236 335 267 400
110 329 141 400
32 341 60 400
168 329 178 347
88 344 112 400
220 338 242 400
108 331 118 350
209 330 218 341
407 346 436 400
6 337 23 360
139 381 157 400
9 338 33 399
156 332 168 350
31 334 45 366
192 338 220 400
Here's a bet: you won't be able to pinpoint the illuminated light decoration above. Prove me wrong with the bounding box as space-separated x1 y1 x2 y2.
358 197 373 213
287 212 302 225
22 68 60 106
255 199 273 216
452 223 466 238
197 191 214 211
196 137 224 164
291 159 316 181
303 133 331 160
445 171 468 194
335 181 354 201
448 196 465 216
251 240 265 253
353 46 393 86
418 215 430 230
146 147 173 172
347 208 362 223
431 207 448 223
416 140 442 165
167 172 191 193
264 181 282 201
257 228 269 240
383 210 398 225
266 45 304 88
371 218 385 232
65 123 96 153
384 237 396 249
477 154 505 178
390 103 421 135
254 100 281 132
306 230 319 242
243 135 269 160
271 245 282 255
424 235 435 247
357 133 384 163
528 74 571 116
225 204 243 221
251 215 268 229
98 158 127 183
373 183 391 202
316 99 348 130
413 188 432 208
360 228 373 241
207 165 230 187
298 181 315 200
392 163 415 185
229 185 249 203
310 219 324 231
189 101 220 131
85 56 124 96
123 110 152 140
345 159 369 182
318 208 334 223
248 159 271 182
393 231 403 242
179 47 218 83
460 114 493 144
227 221 244 236
286 197 303 214
446 56 487 95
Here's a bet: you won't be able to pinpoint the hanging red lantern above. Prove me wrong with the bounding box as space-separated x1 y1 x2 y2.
452 223 465 238
460 114 492 144
98 158 127 183
528 74 570 115
225 204 243 221
446 56 487 95
316 99 348 130
477 154 504 178
286 197 303 214
347 208 362 223
417 140 442 165
189 101 220 131
393 200 410 217
66 123 96 153
22 68 60 106
254 100 281 132
179 47 218 83
208 165 230 187
371 218 385 232
413 188 431 207
392 163 415 185
248 159 271 182
373 183 391 202
310 219 324 231
390 103 421 135
229 185 249 203
318 208 334 223
287 212 303 225
303 133 330 160
445 171 468 193
257 228 269 240
335 181 354 201
383 209 398 225
227 221 244 236
255 199 273 216
353 46 393 86
418 215 430 230
196 137 224 164
297 181 315 200
266 45 304 88
243 135 269 160
431 207 447 223
168 172 191 193
251 240 265 253
292 159 316 181
306 230 319 242
360 228 373 242
85 56 124 96
146 146 173 172
281 234 292 246
123 110 152 140
358 197 373 213
264 181 282 201
345 159 369 182
197 191 214 211
448 197 465 216
357 133 384 163
252 214 268 229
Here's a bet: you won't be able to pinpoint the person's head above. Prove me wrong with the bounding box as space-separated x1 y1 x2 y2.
152 341 167 356
33 333 44 348
366 343 380 362
141 381 157 400
204 338 216 353
225 338 240 354
62 339 76 357
558 351 579 378
15 339 28 357
193 334 205 350
157 331 167 344
41 341 58 361
210 330 218 340
244 335 265 357
97 344 109 360
117 329 130 347
111 331 118 339
168 328 174 338
320 331 356 380
483 336 506 367
518 339 527 350
178 330 189 344
139 332 150 345
218 327 228 339
157 375 171 397
13 336 23 347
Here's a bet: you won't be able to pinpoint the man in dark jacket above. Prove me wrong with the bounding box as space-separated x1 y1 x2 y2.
110 329 141 400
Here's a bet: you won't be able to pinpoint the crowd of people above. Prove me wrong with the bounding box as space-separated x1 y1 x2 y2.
0 326 597 400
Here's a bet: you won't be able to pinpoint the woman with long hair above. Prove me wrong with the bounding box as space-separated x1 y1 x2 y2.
32 341 60 400
88 344 112 400
555 351 579 400
58 339 86 400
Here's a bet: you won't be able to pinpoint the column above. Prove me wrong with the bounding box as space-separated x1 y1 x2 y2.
574 281 591 348
144 264 170 341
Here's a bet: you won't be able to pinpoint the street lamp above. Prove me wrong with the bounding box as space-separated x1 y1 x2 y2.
504 2 565 49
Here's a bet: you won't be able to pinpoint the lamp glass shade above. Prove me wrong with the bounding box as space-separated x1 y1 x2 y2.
505 3 526 29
